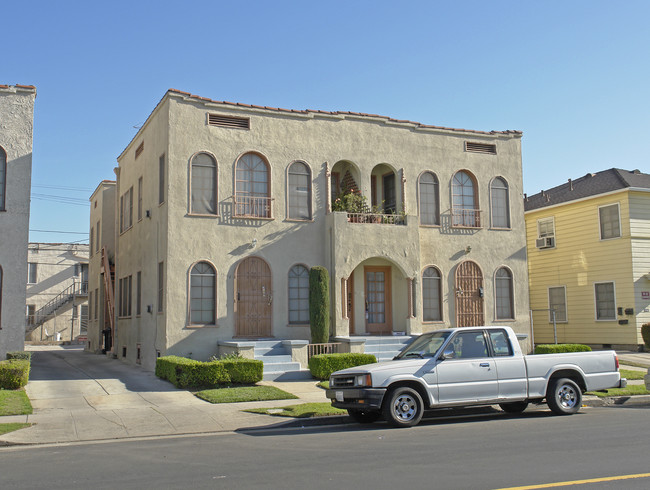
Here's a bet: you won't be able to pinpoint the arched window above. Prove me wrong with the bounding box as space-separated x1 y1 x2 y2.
490 177 510 228
422 266 442 322
452 170 479 227
235 152 270 218
495 267 514 319
190 262 216 324
0 146 6 211
288 162 311 220
288 265 309 324
419 172 440 225
190 153 217 215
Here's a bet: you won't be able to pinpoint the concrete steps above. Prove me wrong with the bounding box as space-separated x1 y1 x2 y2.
361 336 415 362
253 341 312 381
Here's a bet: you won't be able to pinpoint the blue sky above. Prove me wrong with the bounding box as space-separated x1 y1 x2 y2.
4 0 649 244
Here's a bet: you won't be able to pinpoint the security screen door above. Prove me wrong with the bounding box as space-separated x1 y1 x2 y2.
236 257 272 337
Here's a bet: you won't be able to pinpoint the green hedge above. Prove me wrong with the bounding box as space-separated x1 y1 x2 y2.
0 359 30 389
6 351 32 361
155 356 263 389
308 353 377 380
534 344 592 354
641 324 650 350
221 358 263 384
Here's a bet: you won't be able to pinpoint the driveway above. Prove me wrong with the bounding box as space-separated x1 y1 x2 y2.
1 346 322 445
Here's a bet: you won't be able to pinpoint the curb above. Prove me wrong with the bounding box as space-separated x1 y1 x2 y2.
582 394 650 407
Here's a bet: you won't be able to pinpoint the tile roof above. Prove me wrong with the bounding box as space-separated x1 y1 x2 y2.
524 168 650 211
167 89 522 136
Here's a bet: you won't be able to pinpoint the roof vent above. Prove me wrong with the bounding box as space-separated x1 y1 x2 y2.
465 141 496 154
208 113 250 130
135 142 144 159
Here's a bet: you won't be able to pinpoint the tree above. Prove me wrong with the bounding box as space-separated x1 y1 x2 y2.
309 266 330 343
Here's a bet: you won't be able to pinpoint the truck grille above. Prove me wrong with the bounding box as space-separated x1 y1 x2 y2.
331 376 356 388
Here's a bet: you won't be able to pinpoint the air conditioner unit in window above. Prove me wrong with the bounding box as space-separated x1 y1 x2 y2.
536 237 555 249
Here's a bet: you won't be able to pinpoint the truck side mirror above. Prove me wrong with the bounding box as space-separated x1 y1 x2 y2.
441 347 455 360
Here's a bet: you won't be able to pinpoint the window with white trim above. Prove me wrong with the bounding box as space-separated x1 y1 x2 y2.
490 177 510 228
599 203 621 240
595 282 616 320
288 162 311 220
548 286 567 322
288 265 310 324
190 262 216 324
422 266 442 321
191 153 218 215
419 172 440 226
495 267 514 319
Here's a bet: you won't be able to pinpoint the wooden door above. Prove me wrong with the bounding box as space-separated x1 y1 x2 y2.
348 274 355 335
365 266 392 335
454 261 484 327
235 257 272 337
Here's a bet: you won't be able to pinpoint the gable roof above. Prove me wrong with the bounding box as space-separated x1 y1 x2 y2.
524 168 650 212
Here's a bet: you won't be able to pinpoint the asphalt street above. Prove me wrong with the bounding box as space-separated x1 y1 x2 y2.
2 404 649 490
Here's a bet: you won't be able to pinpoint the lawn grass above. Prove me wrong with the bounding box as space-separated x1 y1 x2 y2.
0 389 33 416
245 402 347 418
619 369 646 381
586 384 650 398
318 381 329 389
0 423 31 436
195 385 298 404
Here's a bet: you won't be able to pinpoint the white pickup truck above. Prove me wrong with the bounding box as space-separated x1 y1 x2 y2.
326 326 626 427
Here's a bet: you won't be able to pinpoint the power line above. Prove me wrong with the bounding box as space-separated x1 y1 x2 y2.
32 184 93 192
29 229 88 235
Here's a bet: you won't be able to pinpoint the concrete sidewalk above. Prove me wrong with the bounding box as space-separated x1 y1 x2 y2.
2 346 649 447
1 346 329 446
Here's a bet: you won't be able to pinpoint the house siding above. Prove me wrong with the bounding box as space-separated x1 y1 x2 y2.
526 191 639 346
630 190 650 341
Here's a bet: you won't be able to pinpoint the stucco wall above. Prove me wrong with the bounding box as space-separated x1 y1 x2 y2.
0 85 35 359
109 91 530 369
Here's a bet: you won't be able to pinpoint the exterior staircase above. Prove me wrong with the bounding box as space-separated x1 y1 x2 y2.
26 280 88 335
360 335 416 362
253 341 312 381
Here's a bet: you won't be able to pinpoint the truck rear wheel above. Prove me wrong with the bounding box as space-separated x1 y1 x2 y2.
499 401 528 413
347 409 382 424
382 387 424 427
547 378 582 415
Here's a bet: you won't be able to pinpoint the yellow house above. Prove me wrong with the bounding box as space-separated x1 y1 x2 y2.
525 168 650 349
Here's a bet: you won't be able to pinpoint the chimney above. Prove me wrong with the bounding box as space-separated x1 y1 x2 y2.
568 178 573 190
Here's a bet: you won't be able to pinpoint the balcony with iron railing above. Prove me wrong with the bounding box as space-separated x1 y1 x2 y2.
451 208 482 228
233 195 273 219
26 280 88 332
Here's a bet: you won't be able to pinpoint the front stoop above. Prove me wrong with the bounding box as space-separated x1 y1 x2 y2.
253 341 312 381
360 336 415 362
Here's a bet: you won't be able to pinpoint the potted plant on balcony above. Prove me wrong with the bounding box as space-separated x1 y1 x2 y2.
332 190 368 222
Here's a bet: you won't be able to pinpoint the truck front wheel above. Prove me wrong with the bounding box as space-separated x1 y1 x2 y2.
547 378 582 415
382 387 424 427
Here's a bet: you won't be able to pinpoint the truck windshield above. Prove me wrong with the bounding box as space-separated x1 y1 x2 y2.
395 331 451 359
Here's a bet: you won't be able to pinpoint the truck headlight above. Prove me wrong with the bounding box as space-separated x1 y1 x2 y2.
356 374 372 387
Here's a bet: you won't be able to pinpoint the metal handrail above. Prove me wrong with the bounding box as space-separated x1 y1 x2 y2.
451 208 482 228
28 280 88 331
346 212 406 225
233 195 273 218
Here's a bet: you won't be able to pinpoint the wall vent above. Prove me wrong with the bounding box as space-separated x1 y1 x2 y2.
465 141 496 154
135 142 144 159
208 113 250 130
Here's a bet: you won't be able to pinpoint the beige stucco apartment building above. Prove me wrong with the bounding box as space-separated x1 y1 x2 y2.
25 243 89 343
88 89 531 371
0 84 36 359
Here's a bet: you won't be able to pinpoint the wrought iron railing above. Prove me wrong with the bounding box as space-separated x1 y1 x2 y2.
27 280 88 332
451 208 482 228
346 212 406 225
308 342 342 359
233 195 273 218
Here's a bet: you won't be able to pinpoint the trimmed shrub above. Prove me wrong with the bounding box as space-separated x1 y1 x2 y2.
641 323 650 350
534 344 592 354
309 353 377 380
221 358 264 384
309 266 330 344
6 351 32 361
155 356 229 389
0 360 30 389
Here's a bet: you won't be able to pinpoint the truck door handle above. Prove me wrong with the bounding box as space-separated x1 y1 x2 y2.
479 363 490 368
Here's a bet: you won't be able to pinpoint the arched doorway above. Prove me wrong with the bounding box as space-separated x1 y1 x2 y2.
235 257 272 337
454 261 484 327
